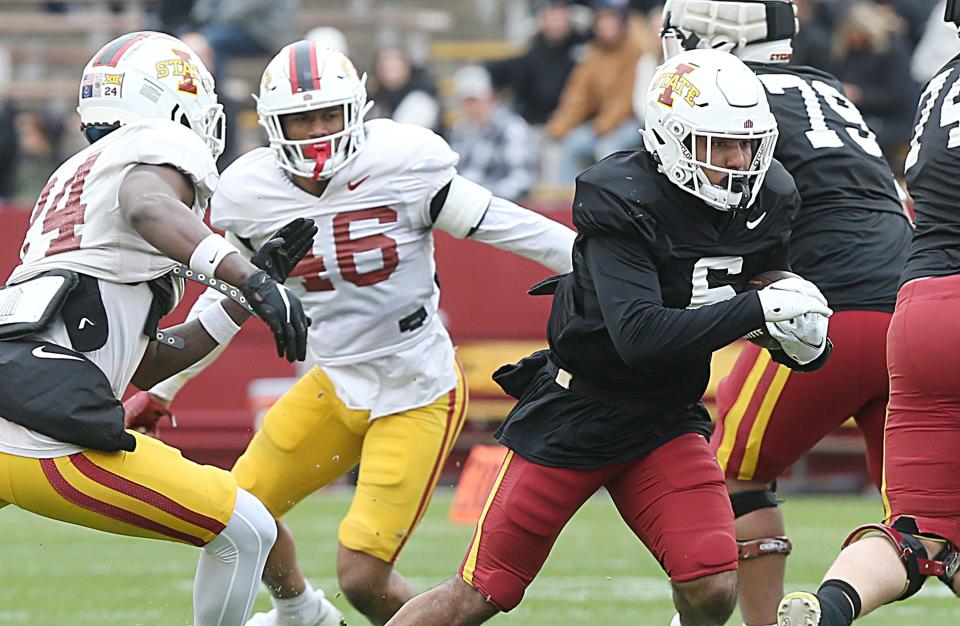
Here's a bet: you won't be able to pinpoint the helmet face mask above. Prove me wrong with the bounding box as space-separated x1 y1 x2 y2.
256 42 373 180
643 49 778 212
77 31 225 158
660 0 798 64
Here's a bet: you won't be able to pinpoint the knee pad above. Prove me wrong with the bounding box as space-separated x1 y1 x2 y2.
843 518 960 600
206 488 278 561
729 489 792 561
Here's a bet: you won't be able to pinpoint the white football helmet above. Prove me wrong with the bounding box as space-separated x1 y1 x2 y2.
660 0 798 64
642 49 778 211
256 41 373 180
78 31 225 158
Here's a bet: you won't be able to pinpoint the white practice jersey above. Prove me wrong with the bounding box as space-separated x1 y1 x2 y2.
155 119 574 418
213 119 455 367
9 119 218 285
0 120 218 457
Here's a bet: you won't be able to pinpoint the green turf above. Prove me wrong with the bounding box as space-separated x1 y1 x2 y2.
0 491 956 624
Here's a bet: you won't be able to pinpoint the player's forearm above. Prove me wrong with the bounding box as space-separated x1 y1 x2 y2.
147 342 231 401
131 317 226 390
607 294 764 367
145 290 246 400
468 197 576 273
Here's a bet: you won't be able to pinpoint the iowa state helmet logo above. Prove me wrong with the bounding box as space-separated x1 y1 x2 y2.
654 63 700 108
156 49 200 95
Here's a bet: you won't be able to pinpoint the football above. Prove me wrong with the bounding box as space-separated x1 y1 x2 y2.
742 270 801 350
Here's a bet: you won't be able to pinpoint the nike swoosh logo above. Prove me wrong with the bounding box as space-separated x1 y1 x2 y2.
32 346 83 361
347 175 370 191
746 212 767 230
78 317 95 329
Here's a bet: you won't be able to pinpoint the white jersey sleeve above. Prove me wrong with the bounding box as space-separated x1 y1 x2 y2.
9 119 218 285
466 196 576 274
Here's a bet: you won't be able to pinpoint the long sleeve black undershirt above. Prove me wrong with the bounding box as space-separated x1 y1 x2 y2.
584 234 768 368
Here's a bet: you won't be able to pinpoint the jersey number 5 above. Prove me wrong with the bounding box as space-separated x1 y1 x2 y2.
290 206 400 291
759 74 883 158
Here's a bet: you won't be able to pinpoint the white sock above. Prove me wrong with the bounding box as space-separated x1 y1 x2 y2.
274 582 320 625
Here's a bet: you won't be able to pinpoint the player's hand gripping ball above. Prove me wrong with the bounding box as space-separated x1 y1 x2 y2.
743 270 801 350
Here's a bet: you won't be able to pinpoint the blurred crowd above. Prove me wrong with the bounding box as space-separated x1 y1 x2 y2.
0 0 958 206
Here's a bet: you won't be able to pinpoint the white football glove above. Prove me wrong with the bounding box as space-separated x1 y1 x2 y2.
757 277 832 322
767 311 830 365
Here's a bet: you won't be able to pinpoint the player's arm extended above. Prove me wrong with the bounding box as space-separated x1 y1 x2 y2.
430 175 576 273
586 234 766 367
139 233 258 401
118 164 258 287
120 165 312 384
130 294 248 390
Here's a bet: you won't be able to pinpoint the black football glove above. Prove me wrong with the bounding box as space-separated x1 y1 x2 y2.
250 217 318 283
240 270 310 362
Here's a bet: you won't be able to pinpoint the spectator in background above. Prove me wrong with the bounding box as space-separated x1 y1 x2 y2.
912 0 960 83
546 0 645 184
631 6 664 128
879 0 941 47
791 0 836 70
151 0 196 35
829 0 917 173
180 31 244 166
191 0 299 78
368 47 443 134
448 66 537 201
13 111 62 207
487 0 587 186
306 26 349 56
487 0 587 127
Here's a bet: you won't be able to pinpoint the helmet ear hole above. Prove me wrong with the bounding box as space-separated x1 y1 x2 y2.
666 119 685 137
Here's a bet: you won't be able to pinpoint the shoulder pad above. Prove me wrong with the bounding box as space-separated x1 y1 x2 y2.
762 159 798 198
364 119 458 176
210 149 288 237
573 151 660 242
128 119 219 203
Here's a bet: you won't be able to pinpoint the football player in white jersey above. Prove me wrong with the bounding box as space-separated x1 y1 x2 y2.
0 32 314 626
124 41 576 626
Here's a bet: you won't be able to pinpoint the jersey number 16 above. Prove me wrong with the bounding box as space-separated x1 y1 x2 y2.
289 206 400 291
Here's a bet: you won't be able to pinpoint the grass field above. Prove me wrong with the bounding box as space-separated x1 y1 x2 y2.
1 490 957 625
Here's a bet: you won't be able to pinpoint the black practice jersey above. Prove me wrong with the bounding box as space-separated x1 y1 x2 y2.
902 53 960 285
747 63 911 312
495 149 801 469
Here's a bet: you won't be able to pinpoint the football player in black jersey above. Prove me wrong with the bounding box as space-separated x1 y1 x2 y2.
660 1 914 624
385 49 832 626
774 3 960 625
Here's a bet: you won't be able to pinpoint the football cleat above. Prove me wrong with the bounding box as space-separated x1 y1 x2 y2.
777 591 822 626
244 588 344 626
